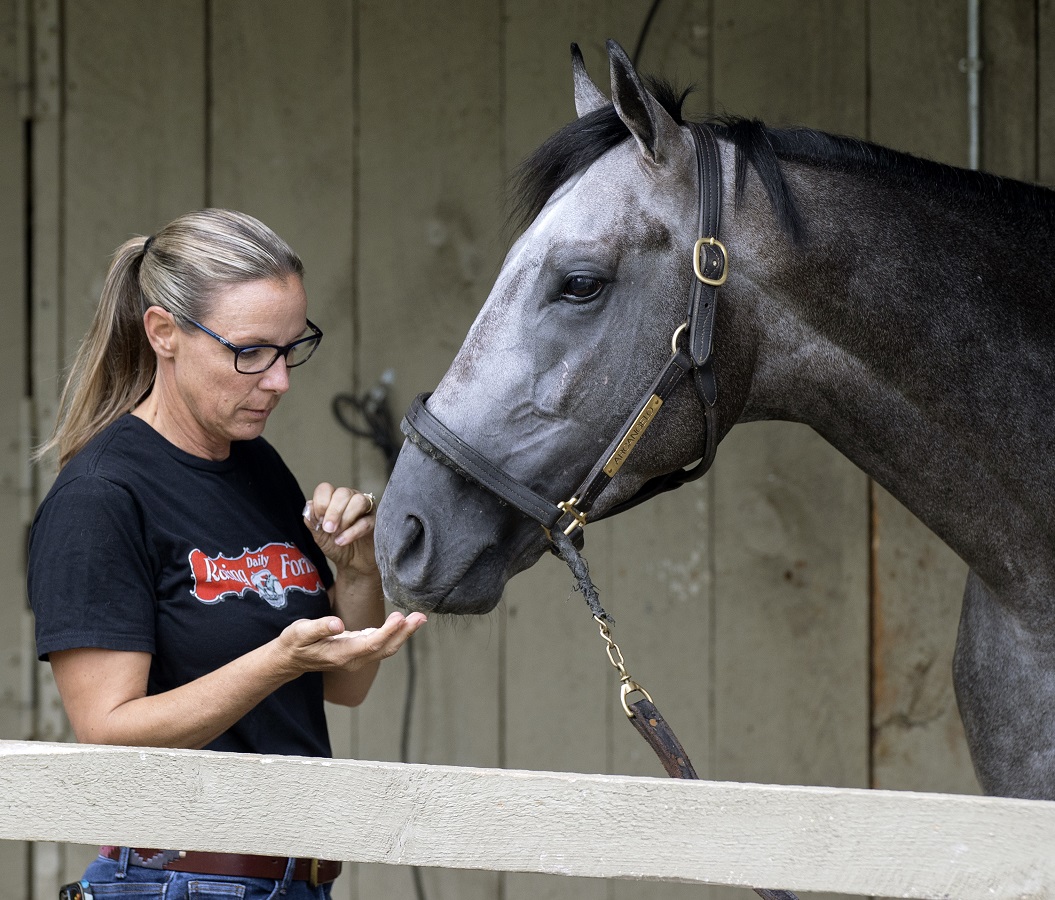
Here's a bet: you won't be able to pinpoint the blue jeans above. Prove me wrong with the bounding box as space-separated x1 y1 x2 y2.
81 852 335 900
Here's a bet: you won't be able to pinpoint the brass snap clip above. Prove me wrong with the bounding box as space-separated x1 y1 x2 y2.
595 615 654 718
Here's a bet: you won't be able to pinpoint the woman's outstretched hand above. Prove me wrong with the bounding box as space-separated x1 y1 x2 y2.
276 610 426 676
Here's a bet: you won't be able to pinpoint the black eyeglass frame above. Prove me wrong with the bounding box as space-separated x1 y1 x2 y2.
187 318 324 374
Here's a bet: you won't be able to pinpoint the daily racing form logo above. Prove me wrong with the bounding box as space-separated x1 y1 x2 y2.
188 543 325 609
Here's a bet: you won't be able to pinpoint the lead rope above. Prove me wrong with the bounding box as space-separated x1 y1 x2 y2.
550 529 801 900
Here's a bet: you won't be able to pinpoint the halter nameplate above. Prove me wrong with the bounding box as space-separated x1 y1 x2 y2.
603 394 663 477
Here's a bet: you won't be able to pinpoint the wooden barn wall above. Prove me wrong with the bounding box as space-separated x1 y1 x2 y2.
0 2 1051 899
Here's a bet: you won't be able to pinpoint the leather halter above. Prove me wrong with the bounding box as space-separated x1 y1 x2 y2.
401 123 727 544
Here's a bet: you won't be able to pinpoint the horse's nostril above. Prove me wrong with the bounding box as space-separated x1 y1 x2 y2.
403 513 425 552
388 511 431 578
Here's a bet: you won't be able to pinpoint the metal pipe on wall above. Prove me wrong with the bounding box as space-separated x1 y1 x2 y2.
965 0 982 170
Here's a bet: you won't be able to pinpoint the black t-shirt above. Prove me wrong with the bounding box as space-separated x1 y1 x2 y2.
28 414 336 757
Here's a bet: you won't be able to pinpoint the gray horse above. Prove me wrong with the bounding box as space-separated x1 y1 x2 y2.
374 40 1055 802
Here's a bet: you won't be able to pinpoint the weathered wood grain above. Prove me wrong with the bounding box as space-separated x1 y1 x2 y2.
709 10 872 897
210 0 355 500
1041 0 1055 184
0 0 28 894
867 0 978 802
209 6 357 895
2 741 1054 900
501 9 715 900
43 2 208 893
354 2 504 899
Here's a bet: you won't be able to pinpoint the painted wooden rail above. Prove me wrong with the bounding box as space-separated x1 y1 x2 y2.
1 740 1053 899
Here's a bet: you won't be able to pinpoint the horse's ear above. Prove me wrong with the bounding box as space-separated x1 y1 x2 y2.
606 39 680 164
571 43 609 117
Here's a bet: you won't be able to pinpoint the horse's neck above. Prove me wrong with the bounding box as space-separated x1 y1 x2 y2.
731 167 1055 596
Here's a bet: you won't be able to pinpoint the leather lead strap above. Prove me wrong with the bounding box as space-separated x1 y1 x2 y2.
626 697 699 779
626 697 802 900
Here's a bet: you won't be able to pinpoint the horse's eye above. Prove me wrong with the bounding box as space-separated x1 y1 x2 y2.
560 274 606 303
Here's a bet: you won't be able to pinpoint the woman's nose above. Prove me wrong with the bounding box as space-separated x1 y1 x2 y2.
260 354 291 393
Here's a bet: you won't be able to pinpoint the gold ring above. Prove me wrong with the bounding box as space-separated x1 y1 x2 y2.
363 492 376 515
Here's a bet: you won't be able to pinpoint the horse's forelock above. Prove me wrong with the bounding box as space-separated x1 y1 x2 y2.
509 77 691 233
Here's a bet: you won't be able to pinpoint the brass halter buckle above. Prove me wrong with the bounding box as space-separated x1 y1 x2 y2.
693 236 729 286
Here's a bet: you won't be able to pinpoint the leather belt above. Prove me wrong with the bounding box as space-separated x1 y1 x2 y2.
101 847 342 886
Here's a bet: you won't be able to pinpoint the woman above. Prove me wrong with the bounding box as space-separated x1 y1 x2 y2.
28 209 425 899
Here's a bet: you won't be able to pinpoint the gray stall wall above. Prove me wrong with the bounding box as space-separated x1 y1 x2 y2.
2 2 1051 899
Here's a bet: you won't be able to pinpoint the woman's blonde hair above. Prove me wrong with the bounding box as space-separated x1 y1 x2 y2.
39 208 304 468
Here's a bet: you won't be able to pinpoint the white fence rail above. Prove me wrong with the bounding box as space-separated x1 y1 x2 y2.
1 740 1054 899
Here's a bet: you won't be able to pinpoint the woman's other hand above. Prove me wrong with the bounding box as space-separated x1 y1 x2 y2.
303 483 378 578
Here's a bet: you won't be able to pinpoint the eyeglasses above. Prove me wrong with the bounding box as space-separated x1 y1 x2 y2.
188 318 324 374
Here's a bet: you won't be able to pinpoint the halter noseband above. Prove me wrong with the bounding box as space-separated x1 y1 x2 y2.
401 123 727 545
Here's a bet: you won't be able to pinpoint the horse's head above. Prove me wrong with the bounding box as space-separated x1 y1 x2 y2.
376 41 731 614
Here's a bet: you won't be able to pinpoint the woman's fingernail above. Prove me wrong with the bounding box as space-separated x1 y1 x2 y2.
302 502 312 519
324 521 336 534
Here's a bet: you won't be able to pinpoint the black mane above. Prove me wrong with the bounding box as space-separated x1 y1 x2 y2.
511 81 1055 240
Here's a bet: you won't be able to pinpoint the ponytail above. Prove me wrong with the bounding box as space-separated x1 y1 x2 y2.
36 238 156 467
37 209 304 468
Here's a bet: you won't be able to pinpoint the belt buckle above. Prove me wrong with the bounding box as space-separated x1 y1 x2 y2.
309 858 320 888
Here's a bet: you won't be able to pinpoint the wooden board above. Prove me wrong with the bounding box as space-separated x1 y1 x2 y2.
26 0 69 895
501 9 650 900
354 3 504 899
208 4 356 894
45 1 208 893
501 7 718 900
710 7 871 898
867 0 980 805
980 0 1037 181
3 741 1055 900
0 0 28 895
209 0 355 500
0 0 27 743
1041 0 1055 184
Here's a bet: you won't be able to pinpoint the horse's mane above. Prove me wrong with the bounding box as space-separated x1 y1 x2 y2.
511 80 1055 240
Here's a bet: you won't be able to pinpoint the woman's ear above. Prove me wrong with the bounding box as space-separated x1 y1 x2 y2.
142 306 179 359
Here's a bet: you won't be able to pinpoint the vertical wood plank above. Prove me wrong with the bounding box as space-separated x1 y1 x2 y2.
980 0 1037 180
27 0 63 894
355 4 503 900
502 9 638 900
209 5 355 896
500 7 708 900
709 0 871 773
607 7 718 900
0 0 28 894
868 0 970 163
48 1 207 893
1040 0 1055 184
0 0 27 743
62 0 206 360
210 0 355 497
712 5 870 899
867 0 978 803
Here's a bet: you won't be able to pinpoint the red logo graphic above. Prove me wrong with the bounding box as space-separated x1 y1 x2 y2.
188 542 325 609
